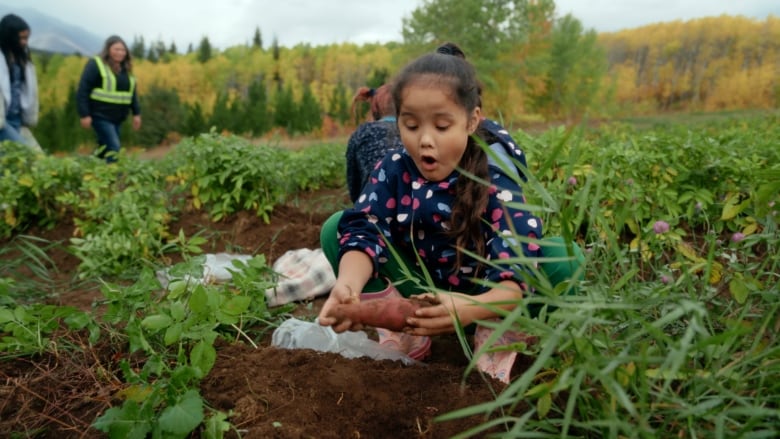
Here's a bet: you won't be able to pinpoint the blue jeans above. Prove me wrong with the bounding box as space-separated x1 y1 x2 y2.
92 117 122 163
0 115 29 146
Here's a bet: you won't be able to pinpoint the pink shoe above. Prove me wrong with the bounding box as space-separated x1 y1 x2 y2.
474 322 537 384
361 282 432 361
375 328 432 360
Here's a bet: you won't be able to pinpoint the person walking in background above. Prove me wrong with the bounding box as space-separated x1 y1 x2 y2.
345 84 403 203
77 35 141 163
0 13 39 149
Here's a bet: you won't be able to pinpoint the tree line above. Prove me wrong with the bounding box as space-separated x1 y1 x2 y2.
33 75 337 152
600 15 780 112
29 0 779 152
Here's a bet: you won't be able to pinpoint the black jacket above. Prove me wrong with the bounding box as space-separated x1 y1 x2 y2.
76 58 140 124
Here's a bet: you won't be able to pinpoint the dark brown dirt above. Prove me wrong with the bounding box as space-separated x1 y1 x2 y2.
0 186 522 438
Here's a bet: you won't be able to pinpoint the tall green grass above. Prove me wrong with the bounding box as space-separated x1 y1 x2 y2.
439 113 780 437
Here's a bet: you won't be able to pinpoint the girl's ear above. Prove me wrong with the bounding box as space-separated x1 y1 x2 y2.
467 107 482 134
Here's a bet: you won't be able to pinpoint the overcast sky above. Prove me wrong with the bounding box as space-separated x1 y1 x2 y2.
8 0 780 49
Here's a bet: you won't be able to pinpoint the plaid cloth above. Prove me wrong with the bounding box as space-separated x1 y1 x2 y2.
265 248 336 307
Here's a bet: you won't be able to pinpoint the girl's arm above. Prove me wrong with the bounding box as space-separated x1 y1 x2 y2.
317 250 374 332
404 280 523 336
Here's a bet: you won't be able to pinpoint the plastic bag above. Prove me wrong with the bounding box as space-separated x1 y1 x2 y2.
156 253 253 288
271 318 421 366
203 253 253 282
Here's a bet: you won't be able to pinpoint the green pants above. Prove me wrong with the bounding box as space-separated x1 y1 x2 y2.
320 212 585 315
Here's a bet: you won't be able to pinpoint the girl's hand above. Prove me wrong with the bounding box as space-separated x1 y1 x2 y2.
132 115 142 130
317 283 361 333
80 116 91 129
404 292 481 336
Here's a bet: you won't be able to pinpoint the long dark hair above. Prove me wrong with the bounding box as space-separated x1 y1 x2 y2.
99 35 133 73
0 14 31 71
391 49 491 271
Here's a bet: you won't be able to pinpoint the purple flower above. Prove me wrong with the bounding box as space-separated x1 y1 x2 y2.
695 202 703 212
731 232 745 243
660 275 671 284
653 220 670 234
567 176 578 186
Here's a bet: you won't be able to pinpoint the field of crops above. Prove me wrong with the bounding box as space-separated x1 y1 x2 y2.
1 113 778 438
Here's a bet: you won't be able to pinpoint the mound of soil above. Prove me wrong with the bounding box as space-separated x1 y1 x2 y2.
0 187 520 438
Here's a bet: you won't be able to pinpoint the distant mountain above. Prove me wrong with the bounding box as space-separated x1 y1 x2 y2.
1 3 102 55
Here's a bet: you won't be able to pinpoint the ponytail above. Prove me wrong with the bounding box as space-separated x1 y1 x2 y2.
448 128 491 273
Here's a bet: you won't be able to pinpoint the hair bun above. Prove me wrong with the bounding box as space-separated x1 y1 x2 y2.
435 43 466 59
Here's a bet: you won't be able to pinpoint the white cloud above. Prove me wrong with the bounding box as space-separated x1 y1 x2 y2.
11 0 780 50
555 0 778 33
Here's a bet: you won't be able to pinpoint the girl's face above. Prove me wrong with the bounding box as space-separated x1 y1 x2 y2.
398 81 481 182
108 42 127 63
18 29 30 49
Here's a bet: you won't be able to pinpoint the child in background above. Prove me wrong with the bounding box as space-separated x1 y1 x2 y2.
345 84 403 202
318 48 583 383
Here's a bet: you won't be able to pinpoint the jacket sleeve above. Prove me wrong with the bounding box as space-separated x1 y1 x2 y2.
338 152 403 277
130 84 141 115
21 62 39 127
76 59 99 118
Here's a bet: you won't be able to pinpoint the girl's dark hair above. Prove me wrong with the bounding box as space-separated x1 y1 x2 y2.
351 84 395 121
99 35 133 73
435 42 466 59
391 47 491 272
0 14 31 70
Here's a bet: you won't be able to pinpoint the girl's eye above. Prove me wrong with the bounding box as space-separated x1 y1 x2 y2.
404 125 418 131
436 125 450 131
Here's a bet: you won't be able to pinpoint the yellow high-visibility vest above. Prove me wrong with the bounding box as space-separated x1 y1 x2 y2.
89 56 136 105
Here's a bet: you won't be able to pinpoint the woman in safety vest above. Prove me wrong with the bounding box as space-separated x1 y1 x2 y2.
0 13 39 149
77 35 141 163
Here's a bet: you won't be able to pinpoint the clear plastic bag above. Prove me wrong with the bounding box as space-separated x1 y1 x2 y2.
271 318 421 366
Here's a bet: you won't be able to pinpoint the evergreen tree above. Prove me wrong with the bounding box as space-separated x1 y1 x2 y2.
245 76 271 136
296 84 322 134
367 68 390 89
197 36 212 63
130 35 145 60
152 39 167 62
252 27 263 49
187 43 193 54
169 41 177 55
227 98 244 134
183 102 207 136
126 85 185 147
35 83 91 152
146 46 159 63
273 85 296 134
271 36 280 61
328 82 350 125
271 36 281 89
209 92 232 131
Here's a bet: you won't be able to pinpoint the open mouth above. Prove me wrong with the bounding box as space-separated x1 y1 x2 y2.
421 155 437 165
